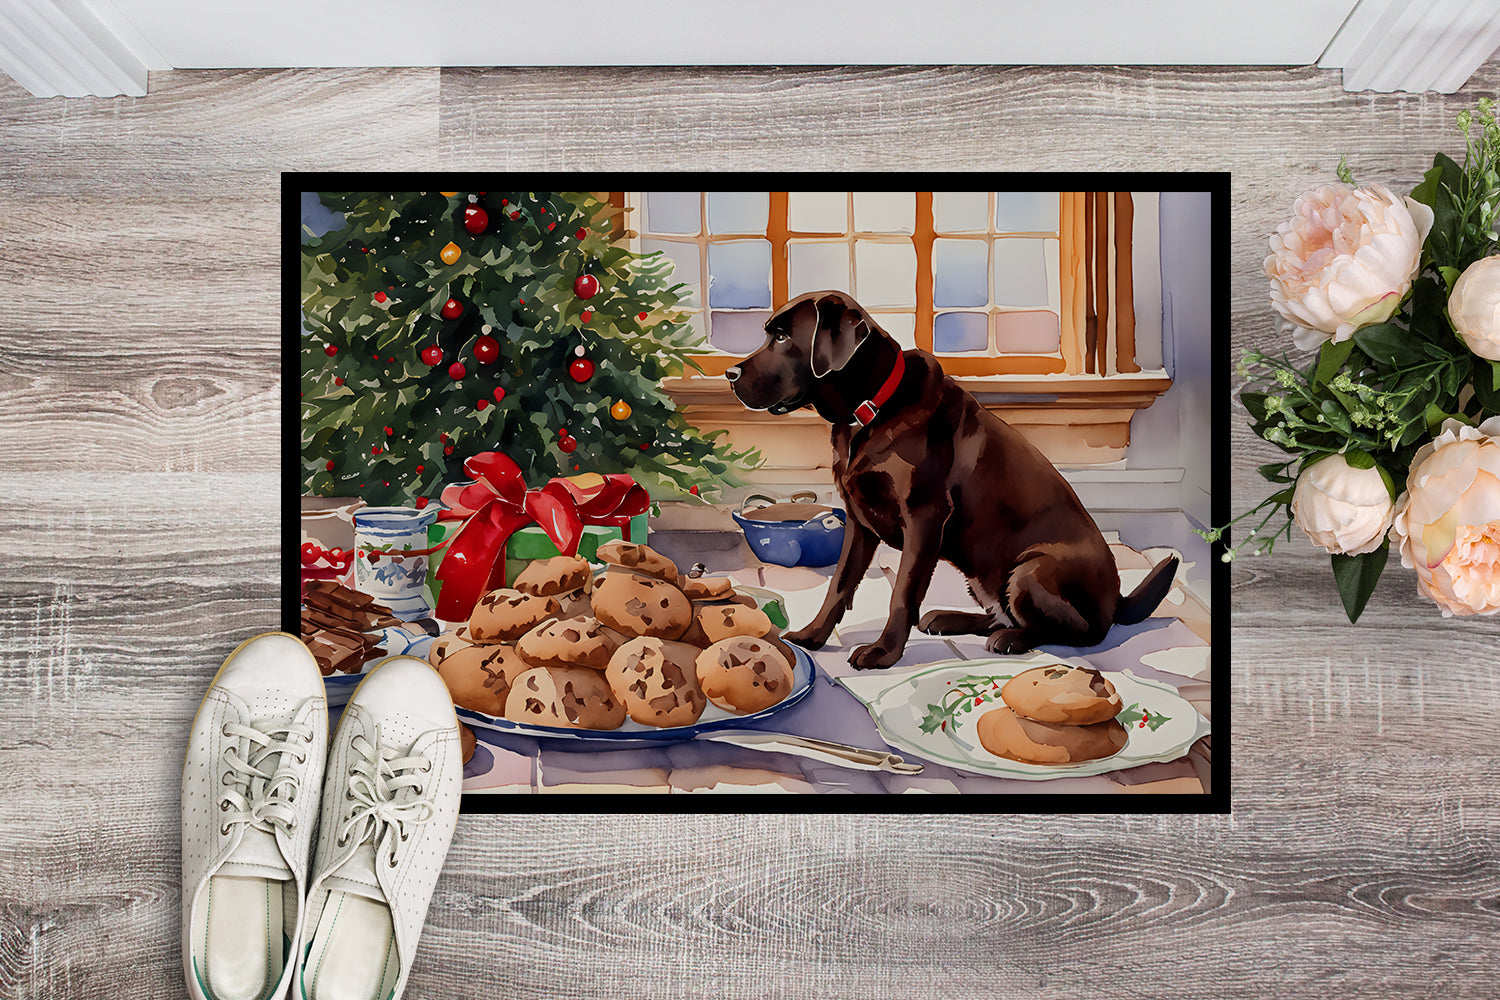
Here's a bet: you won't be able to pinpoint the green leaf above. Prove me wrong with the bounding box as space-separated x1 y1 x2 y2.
1258 461 1296 484
1314 338 1356 387
1440 266 1462 294
1241 392 1270 424
1377 465 1398 501
1267 487 1295 506
1331 542 1390 624
1343 448 1375 470
1353 323 1427 367
1336 155 1356 185
1319 398 1353 435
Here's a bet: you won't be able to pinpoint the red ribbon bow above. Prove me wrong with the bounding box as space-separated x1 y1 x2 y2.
555 473 651 540
433 453 583 621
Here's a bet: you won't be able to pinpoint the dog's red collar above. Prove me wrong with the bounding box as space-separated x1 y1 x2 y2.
853 350 906 427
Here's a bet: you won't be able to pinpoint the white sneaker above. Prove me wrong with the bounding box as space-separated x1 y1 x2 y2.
182 632 328 1000
296 656 463 1000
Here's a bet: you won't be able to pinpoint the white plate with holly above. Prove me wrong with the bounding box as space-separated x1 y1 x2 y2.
840 655 1209 780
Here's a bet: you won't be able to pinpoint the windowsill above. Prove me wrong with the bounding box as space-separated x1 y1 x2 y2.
663 370 1173 479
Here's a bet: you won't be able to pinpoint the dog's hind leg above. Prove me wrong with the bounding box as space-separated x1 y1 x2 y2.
917 610 992 635
984 553 1108 654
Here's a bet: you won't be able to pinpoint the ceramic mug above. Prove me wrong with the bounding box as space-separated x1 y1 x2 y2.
352 505 442 621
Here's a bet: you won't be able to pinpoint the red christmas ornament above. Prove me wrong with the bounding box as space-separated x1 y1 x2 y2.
569 357 596 383
440 433 449 442
444 445 454 455
416 464 425 473
464 204 489 234
638 312 648 321
509 210 520 220
473 335 499 363
372 446 382 455
326 459 336 469
559 435 578 454
324 344 338 357
547 222 555 231
493 387 506 403
558 428 569 438
384 426 393 436
449 361 466 381
640 443 649 450
689 485 700 496
373 291 387 304
581 310 592 323
475 399 488 411
333 377 344 386
576 228 588 240
415 497 430 509
573 274 600 299
421 345 442 365
301 542 321 566
441 298 463 320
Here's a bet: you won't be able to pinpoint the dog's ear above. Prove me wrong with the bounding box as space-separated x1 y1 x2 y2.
810 293 873 378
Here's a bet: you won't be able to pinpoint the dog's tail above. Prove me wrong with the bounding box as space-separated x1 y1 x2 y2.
1114 556 1180 626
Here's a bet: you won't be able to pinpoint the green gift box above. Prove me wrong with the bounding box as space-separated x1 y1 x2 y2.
503 516 649 585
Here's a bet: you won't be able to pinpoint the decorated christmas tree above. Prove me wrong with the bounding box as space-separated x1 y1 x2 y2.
301 190 757 508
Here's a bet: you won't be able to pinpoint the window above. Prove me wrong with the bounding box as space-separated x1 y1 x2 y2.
629 190 1149 378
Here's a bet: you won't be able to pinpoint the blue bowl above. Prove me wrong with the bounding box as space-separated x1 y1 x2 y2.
732 495 847 568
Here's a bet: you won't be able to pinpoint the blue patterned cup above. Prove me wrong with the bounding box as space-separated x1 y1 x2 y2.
352 506 442 621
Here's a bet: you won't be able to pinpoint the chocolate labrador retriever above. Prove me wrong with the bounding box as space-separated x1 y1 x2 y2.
726 290 1179 670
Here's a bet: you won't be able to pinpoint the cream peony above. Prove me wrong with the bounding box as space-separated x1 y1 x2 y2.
1265 184 1435 351
1391 416 1500 617
1290 453 1395 556
1448 255 1500 362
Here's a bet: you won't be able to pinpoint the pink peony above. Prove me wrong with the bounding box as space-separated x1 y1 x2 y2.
1265 184 1434 351
1290 453 1395 556
1391 416 1500 617
1449 255 1500 362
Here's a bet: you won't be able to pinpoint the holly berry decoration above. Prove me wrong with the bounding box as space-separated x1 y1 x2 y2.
449 361 466 381
464 203 488 235
324 344 338 357
569 357 596 383
493 386 506 403
559 434 578 454
301 542 322 566
580 310 592 323
421 345 443 366
610 399 632 420
441 298 464 320
573 274 599 300
473 334 499 364
440 242 461 265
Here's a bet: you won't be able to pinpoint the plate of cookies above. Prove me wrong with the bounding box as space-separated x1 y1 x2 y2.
848 655 1209 780
429 540 815 745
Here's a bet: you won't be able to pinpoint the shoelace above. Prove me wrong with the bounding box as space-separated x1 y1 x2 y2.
334 728 435 869
219 719 315 837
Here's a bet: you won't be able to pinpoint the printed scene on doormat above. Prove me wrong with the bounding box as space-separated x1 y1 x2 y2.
286 177 1229 811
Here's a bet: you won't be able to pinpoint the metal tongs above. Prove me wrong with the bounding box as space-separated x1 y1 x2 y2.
698 729 924 774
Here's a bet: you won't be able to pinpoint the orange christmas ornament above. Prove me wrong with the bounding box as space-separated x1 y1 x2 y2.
610 399 632 420
440 242 461 265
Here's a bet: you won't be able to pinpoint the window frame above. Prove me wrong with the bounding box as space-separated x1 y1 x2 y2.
622 190 1147 379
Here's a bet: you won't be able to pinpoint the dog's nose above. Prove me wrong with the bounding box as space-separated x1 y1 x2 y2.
724 365 741 382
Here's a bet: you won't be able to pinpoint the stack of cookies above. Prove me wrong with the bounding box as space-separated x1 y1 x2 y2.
299 581 396 676
429 541 798 731
976 665 1128 765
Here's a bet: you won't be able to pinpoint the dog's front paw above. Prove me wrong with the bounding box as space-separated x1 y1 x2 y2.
849 640 902 671
985 628 1035 655
783 627 831 650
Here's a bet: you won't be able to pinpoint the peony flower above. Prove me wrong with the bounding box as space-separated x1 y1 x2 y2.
1291 453 1395 555
1448 255 1500 361
1265 184 1435 351
1391 416 1500 617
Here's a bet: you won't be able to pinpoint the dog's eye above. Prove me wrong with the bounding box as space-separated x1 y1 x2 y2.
771 333 788 344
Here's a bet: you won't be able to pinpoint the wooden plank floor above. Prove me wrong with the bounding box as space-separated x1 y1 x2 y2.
3 60 1500 998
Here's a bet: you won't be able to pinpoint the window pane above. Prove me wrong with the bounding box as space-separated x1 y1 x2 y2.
709 310 772 353
644 192 700 235
787 241 851 298
853 192 914 234
708 240 772 308
994 192 1059 233
992 238 1050 307
932 192 989 233
932 238 988 308
707 192 769 234
934 312 989 354
641 239 701 309
994 310 1061 354
873 312 917 350
852 240 916 308
787 192 847 233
